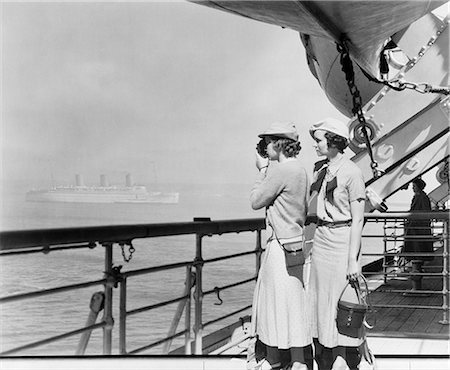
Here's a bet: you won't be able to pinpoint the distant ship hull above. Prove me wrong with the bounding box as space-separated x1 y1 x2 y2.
26 186 179 204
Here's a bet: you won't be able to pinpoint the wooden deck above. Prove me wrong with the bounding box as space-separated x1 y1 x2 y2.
368 248 449 339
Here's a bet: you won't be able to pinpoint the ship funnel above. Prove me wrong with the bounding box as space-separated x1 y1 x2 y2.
100 174 108 187
126 173 133 187
75 174 84 187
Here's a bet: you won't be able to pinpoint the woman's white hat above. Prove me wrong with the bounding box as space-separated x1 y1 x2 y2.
258 121 299 141
309 118 349 140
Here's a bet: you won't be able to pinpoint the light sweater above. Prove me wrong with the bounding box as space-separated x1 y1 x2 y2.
250 159 309 242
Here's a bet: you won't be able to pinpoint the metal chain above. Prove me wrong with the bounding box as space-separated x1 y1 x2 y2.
337 39 384 179
383 79 450 95
119 241 135 263
381 19 449 96
359 18 448 113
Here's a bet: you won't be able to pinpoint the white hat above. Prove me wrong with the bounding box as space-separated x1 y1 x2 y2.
309 118 349 140
258 121 299 141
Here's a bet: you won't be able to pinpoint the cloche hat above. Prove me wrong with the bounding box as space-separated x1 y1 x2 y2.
258 121 299 141
309 117 350 140
412 177 426 190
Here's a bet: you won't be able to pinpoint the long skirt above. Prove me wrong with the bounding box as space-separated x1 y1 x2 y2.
403 222 434 261
309 225 363 348
251 239 311 350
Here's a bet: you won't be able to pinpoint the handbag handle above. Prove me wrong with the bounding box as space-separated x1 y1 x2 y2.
339 275 376 329
338 275 366 304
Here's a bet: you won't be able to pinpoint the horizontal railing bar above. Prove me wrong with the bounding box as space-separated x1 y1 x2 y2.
0 321 106 355
368 332 450 340
0 278 106 304
385 236 445 239
203 277 257 296
382 264 444 269
363 272 445 277
381 263 442 268
203 304 252 328
0 243 97 257
1 212 447 251
365 212 449 220
122 260 193 278
0 218 266 250
127 295 189 317
128 329 187 355
203 250 257 264
381 222 446 224
375 289 444 295
363 253 444 257
363 236 443 240
372 304 446 310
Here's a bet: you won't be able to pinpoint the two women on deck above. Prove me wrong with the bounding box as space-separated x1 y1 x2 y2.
250 118 366 370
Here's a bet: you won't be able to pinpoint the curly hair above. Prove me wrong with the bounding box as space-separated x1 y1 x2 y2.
324 132 348 153
273 138 302 157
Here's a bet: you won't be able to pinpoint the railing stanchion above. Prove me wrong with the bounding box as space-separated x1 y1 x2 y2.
185 265 193 354
119 277 127 354
194 233 204 354
256 230 262 274
102 242 114 355
383 220 388 284
439 219 449 324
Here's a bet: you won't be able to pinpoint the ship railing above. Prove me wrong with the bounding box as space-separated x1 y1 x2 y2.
363 212 450 327
0 218 265 356
0 212 448 356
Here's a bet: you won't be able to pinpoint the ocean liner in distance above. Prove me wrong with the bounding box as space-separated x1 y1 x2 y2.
26 174 179 204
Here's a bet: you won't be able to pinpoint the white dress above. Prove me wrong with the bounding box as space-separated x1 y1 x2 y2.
251 238 311 348
309 157 366 348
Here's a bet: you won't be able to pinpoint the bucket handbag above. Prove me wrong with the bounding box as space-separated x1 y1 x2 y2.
336 275 374 338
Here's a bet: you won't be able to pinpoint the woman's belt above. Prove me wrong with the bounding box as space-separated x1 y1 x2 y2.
317 219 352 228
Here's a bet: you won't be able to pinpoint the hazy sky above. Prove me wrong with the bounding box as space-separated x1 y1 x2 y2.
2 1 347 188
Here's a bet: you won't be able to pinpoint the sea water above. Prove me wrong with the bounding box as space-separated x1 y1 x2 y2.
0 183 385 355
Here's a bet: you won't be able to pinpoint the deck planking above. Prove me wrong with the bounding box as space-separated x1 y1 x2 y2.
367 249 448 339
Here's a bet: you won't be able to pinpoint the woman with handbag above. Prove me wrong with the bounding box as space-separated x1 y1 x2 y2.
249 121 313 370
308 118 366 370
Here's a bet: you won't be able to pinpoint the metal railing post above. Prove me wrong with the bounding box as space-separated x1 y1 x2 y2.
185 266 193 355
193 233 204 354
383 220 388 284
119 277 127 354
102 242 114 354
439 219 449 324
255 230 263 275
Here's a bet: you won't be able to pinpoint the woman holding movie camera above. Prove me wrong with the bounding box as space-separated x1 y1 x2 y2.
249 121 312 370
